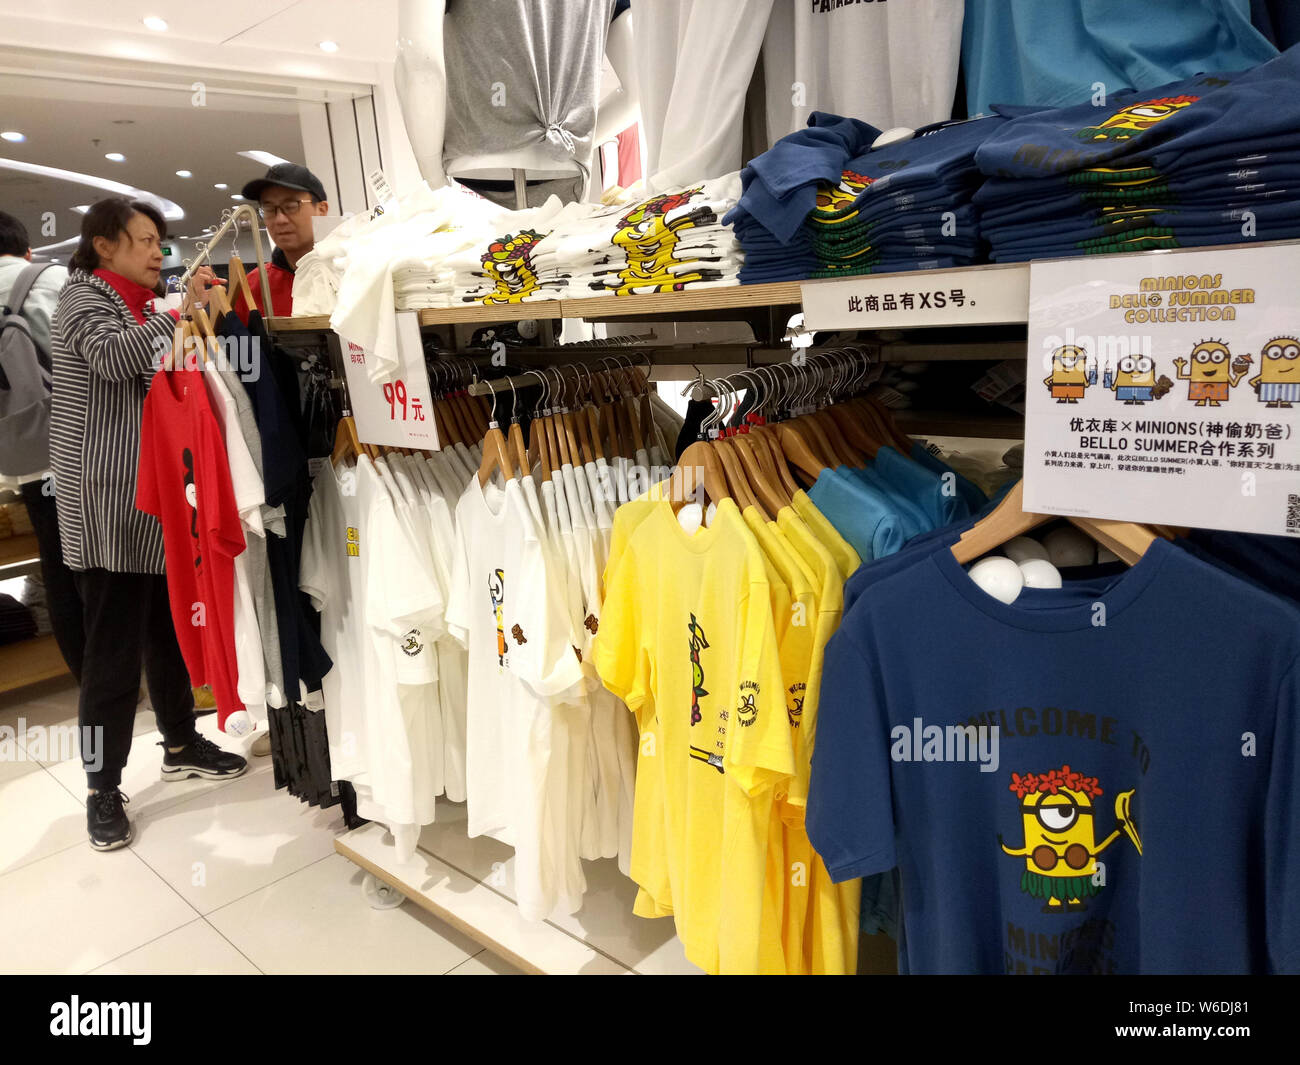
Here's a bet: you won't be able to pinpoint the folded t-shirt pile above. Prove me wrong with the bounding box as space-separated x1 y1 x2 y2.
533 173 744 296
974 44 1300 262
724 113 1007 283
445 197 599 306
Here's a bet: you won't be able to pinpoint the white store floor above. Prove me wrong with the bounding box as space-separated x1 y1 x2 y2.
0 677 521 975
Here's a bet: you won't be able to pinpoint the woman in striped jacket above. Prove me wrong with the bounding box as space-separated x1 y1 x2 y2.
51 197 246 851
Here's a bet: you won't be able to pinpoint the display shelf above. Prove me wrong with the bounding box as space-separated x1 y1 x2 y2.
561 279 803 321
0 533 39 568
0 634 70 695
335 804 701 975
893 409 1025 440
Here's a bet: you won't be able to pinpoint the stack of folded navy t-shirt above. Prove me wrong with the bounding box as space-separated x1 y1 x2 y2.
974 44 1300 262
725 113 1007 283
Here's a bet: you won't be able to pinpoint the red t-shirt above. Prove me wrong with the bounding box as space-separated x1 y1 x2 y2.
232 262 294 322
136 367 246 727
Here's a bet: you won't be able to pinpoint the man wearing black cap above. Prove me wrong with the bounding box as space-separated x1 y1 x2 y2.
235 163 330 320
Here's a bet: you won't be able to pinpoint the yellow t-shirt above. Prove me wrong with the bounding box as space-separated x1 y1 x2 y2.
776 505 861 974
792 488 861 580
595 498 794 974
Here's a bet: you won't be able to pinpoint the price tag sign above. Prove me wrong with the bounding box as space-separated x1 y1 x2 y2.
801 264 1028 330
1024 243 1300 535
338 311 439 450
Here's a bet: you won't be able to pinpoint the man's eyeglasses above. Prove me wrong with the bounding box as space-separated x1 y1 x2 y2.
258 199 314 220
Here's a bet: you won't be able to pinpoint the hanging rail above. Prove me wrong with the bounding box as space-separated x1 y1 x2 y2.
178 204 274 315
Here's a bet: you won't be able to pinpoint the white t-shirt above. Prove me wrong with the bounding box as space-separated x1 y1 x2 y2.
445 476 588 920
200 363 266 713
762 0 964 146
300 460 369 782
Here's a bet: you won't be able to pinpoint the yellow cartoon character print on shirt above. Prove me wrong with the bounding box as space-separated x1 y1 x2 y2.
478 230 545 305
488 569 506 667
999 765 1141 914
815 169 872 213
595 188 724 295
1076 94 1198 143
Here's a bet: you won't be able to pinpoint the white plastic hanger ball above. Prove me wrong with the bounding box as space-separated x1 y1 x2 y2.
223 709 254 737
1002 536 1050 563
1018 557 1063 589
871 127 916 148
968 556 1025 604
1042 525 1095 567
677 502 703 534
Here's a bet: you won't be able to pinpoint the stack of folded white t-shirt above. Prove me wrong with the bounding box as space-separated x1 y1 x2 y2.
448 198 601 306
533 172 745 297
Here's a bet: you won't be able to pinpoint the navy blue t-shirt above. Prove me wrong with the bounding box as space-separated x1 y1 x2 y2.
807 537 1300 974
975 46 1300 180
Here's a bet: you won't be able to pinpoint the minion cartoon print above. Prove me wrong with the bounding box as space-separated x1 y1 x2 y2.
687 614 709 726
1102 354 1173 404
815 169 872 214
488 569 506 667
182 447 200 571
1249 336 1300 407
1173 340 1251 406
1075 95 1198 143
477 230 546 305
999 765 1141 914
594 188 724 295
1044 345 1096 403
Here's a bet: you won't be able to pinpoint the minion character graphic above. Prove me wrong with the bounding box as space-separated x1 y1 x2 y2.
815 169 872 213
597 188 723 295
999 765 1142 914
687 614 709 727
1044 345 1096 403
1103 353 1173 404
1075 94 1198 143
1173 340 1251 406
1249 336 1300 407
182 447 201 571
488 569 506 667
477 230 546 305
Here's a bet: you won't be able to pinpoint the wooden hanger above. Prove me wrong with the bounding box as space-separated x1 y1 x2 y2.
951 481 1156 565
227 254 257 314
668 440 728 514
477 386 516 487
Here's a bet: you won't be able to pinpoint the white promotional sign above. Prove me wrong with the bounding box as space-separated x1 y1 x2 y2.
801 263 1028 330
338 311 439 450
1024 244 1300 536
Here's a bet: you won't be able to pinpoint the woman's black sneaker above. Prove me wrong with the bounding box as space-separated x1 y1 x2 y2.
159 735 248 781
88 790 132 851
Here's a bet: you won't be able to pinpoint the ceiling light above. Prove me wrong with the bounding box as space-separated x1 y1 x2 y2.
213 182 227 189
105 152 125 162
175 170 192 178
143 16 168 31
72 204 91 214
0 158 183 220
237 150 291 167
319 41 339 52
1 131 25 143
231 194 243 200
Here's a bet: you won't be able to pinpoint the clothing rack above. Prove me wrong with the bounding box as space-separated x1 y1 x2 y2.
177 204 274 315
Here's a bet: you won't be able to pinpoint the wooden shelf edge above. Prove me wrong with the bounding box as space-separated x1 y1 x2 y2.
0 532 39 568
0 634 71 694
894 409 1025 440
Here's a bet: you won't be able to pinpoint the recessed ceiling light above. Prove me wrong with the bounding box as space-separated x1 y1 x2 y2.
319 40 339 52
175 170 192 178
143 16 168 31
231 194 243 200
213 182 228 190
237 150 291 167
105 152 125 162
1 131 25 143
72 204 91 214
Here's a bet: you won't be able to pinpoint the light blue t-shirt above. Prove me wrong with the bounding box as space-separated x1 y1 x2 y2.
807 468 905 563
876 445 971 530
845 465 932 541
961 0 1277 116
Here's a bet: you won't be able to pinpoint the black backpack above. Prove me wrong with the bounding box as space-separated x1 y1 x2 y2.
0 263 55 478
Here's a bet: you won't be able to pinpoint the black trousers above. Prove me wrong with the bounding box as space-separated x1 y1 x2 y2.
72 568 198 791
19 479 84 682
